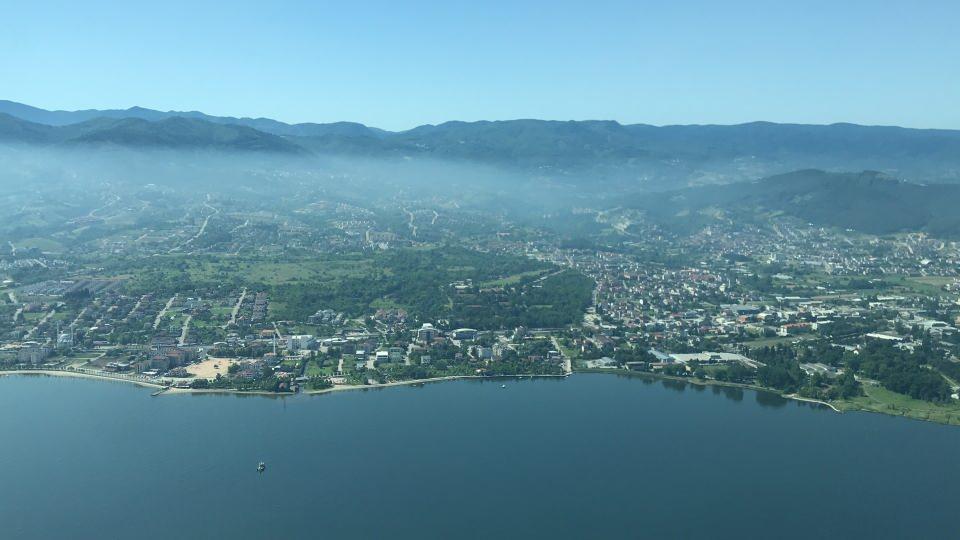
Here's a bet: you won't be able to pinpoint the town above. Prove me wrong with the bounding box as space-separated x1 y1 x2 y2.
3 184 960 424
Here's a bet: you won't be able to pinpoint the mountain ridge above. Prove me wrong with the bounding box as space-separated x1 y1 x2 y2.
3 100 960 185
0 113 305 153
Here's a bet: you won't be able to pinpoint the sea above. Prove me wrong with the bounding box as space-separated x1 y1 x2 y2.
2 372 958 539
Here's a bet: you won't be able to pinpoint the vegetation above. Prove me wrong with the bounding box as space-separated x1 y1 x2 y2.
116 248 592 330
631 170 960 237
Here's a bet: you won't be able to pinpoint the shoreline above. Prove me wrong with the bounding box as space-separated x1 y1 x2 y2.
0 369 568 397
783 393 841 412
0 367 834 412
0 369 166 389
302 373 569 396
2 367 943 425
577 368 843 413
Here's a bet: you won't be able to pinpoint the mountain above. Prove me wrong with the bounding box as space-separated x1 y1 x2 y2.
0 112 55 143
0 100 384 139
0 113 304 153
4 100 960 186
287 118 960 186
629 170 960 236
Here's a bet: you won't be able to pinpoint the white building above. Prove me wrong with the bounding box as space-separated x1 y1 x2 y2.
286 334 315 351
416 323 439 343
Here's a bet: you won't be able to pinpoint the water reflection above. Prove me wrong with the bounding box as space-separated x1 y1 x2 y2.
712 385 744 402
660 379 687 393
755 391 788 408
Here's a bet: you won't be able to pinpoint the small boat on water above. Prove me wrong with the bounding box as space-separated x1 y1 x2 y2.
501 384 507 389
257 461 266 473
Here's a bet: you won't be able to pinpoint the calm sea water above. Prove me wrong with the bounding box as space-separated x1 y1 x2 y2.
1 373 958 539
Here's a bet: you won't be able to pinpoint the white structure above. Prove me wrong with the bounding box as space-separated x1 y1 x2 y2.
17 342 52 364
416 323 439 343
451 328 478 341
669 352 758 368
286 334 315 351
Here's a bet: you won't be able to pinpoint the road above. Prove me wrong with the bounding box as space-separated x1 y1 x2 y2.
178 315 193 346
551 336 572 374
25 308 57 340
153 294 178 330
184 203 219 246
403 207 417 237
224 288 247 328
69 307 88 329
123 294 147 323
230 219 250 234
170 198 219 252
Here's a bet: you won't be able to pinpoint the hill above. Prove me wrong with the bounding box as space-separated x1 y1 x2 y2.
630 170 960 236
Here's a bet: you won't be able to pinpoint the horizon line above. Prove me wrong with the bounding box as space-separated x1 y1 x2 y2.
2 98 957 133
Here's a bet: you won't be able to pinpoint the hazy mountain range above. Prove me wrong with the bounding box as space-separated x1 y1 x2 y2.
628 169 960 236
3 100 960 235
2 100 960 187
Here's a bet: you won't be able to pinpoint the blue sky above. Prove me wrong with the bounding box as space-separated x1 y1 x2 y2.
2 0 957 130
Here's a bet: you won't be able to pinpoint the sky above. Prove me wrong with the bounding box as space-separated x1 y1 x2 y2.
2 0 958 131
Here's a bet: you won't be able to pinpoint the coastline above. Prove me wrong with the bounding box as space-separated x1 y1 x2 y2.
302 373 569 396
0 369 166 389
783 393 841 413
576 368 843 413
0 369 567 397
0 367 833 412
6 367 954 426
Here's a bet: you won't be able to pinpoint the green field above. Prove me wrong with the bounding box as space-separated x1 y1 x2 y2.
109 247 589 330
14 238 66 252
478 269 550 287
741 335 817 349
837 384 960 425
305 360 335 377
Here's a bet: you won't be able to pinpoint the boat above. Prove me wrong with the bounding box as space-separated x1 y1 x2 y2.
501 384 506 388
257 461 266 473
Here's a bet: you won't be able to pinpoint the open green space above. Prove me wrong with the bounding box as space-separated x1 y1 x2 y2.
837 384 960 426
110 248 592 329
14 237 66 252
